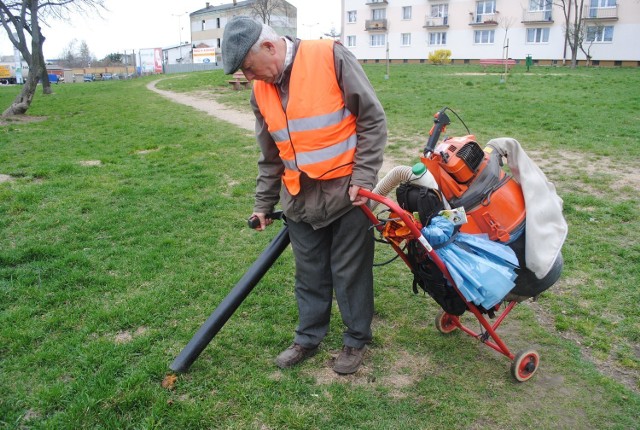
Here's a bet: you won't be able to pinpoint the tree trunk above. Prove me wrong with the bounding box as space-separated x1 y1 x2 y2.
39 50 52 95
37 33 52 94
2 70 38 116
571 31 579 68
569 1 580 68
1 0 49 116
3 37 42 116
31 0 52 95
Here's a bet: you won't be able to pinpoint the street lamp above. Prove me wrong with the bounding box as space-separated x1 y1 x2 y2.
172 12 189 63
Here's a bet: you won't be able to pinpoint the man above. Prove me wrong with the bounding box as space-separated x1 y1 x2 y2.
222 16 387 374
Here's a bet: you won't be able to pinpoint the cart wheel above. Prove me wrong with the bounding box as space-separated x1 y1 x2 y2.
435 310 458 334
510 349 540 382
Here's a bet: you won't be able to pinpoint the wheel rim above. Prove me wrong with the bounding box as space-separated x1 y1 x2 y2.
436 311 458 334
442 315 455 331
512 350 540 382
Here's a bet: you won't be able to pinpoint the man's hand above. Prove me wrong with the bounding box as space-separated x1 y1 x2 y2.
249 212 273 231
348 185 369 206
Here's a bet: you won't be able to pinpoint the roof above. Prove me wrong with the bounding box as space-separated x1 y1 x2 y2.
191 0 256 17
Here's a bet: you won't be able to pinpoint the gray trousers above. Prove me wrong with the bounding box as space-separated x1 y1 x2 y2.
287 207 374 349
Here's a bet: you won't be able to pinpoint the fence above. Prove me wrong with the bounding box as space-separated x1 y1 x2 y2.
164 63 222 74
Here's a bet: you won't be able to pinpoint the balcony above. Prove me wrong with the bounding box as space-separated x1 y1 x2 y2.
365 0 388 5
582 5 618 20
424 16 449 28
365 19 388 31
522 10 553 23
469 13 499 26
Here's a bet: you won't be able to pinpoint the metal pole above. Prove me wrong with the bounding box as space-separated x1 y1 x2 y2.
170 225 291 373
179 15 182 62
504 38 509 81
385 34 390 80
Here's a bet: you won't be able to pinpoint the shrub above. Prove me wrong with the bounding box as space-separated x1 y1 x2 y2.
429 49 452 65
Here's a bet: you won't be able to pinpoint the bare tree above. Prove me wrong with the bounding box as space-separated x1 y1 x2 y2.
580 24 604 66
554 0 586 68
250 0 287 25
77 39 93 66
58 38 97 68
0 0 105 117
323 27 340 41
60 38 79 66
498 16 515 81
498 16 515 57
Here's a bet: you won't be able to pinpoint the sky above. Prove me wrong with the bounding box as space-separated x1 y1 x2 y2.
0 0 342 60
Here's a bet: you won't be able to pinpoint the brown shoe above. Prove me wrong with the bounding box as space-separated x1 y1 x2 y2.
333 345 367 375
274 343 319 369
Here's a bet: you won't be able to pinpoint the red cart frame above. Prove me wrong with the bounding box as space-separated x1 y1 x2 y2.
359 189 540 382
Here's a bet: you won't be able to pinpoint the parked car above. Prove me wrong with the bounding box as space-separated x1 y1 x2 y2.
83 74 95 82
102 73 113 80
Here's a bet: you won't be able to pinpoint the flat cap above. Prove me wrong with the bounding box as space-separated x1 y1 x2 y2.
222 16 262 74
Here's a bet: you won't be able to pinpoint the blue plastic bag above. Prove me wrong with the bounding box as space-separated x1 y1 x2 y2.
421 216 519 309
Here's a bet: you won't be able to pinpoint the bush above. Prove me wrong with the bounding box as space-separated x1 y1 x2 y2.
428 49 452 65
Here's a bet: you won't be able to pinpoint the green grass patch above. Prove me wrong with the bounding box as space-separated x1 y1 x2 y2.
1 65 639 429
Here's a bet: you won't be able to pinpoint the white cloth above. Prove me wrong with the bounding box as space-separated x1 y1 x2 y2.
486 137 568 279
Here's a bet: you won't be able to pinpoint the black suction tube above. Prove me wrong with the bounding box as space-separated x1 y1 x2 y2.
170 225 290 373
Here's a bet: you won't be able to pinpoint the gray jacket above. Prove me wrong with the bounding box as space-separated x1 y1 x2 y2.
250 38 387 229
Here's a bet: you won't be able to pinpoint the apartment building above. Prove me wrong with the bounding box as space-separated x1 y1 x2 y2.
189 0 297 65
341 0 640 66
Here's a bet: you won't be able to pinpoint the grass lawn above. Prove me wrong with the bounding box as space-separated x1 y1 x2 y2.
1 64 638 429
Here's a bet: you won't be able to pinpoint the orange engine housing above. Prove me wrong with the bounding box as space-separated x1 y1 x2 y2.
422 135 525 242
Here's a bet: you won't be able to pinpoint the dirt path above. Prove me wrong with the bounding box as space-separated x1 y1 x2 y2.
147 80 255 131
146 80 407 176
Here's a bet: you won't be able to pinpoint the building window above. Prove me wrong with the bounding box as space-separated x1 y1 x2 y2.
370 34 386 47
586 25 614 42
526 28 550 43
372 8 386 20
429 32 447 45
216 18 220 28
475 0 496 23
529 0 552 11
474 29 495 44
201 20 206 31
402 6 412 20
401 33 411 46
347 35 356 47
431 3 449 18
592 0 616 7
347 10 357 23
430 3 449 25
589 0 616 17
529 0 552 20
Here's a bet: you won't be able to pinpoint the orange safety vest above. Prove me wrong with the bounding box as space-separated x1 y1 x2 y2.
253 39 357 196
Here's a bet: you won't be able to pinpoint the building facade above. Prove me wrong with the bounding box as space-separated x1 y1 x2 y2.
163 43 193 65
189 0 297 66
341 0 640 66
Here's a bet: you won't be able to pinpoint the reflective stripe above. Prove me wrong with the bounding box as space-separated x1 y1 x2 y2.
271 108 353 142
296 133 357 167
271 128 290 142
288 108 353 132
281 158 298 170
